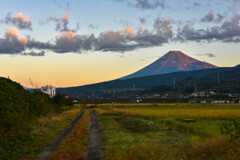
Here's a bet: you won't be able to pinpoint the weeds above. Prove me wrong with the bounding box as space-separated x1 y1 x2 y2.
19 107 82 159
49 110 90 160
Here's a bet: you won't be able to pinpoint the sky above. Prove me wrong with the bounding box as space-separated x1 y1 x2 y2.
0 0 240 88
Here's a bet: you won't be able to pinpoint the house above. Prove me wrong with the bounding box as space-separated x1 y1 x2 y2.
191 91 206 97
212 100 225 104
41 85 56 98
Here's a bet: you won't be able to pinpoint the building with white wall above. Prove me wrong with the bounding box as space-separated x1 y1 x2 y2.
41 85 56 98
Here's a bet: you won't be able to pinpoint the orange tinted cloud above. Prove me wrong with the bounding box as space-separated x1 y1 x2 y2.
137 25 142 32
24 16 30 22
164 17 170 23
18 37 27 44
124 27 133 36
8 27 19 37
7 27 27 44
16 12 24 19
119 27 133 38
62 14 68 20
16 12 32 23
61 31 76 40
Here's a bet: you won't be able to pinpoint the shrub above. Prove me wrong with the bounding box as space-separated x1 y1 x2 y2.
220 119 240 142
0 77 71 159
52 93 73 107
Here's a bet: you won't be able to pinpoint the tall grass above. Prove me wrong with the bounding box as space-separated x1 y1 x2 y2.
49 110 90 160
19 107 82 159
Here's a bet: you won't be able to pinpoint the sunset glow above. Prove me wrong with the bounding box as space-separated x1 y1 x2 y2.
0 0 240 88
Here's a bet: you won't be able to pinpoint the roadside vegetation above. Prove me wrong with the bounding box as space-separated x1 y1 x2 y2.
0 77 76 160
95 104 240 160
49 110 90 160
20 107 82 159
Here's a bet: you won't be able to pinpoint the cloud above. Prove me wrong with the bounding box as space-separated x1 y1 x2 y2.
95 18 172 52
41 14 76 32
113 0 165 10
233 0 240 7
54 31 96 53
0 16 174 55
62 14 68 20
95 28 134 51
18 36 27 44
154 17 172 37
139 17 146 24
131 0 165 9
201 12 214 22
52 0 70 9
215 14 224 23
88 24 99 30
176 14 240 43
193 2 201 7
0 27 27 54
6 13 240 56
201 12 224 23
196 53 216 58
1 12 33 30
26 37 54 50
20 51 45 56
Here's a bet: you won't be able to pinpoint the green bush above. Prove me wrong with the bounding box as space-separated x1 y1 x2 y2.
0 77 71 159
220 119 240 142
52 93 73 107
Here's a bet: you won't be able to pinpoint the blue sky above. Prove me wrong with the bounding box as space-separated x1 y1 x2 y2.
0 0 240 87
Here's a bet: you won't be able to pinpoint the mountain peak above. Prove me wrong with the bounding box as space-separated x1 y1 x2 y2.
164 51 194 59
167 50 185 55
121 50 217 79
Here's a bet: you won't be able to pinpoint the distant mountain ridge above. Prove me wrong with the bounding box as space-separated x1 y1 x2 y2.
121 51 217 79
57 67 234 98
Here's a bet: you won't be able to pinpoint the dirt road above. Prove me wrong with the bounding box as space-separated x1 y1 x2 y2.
36 110 85 160
86 110 104 160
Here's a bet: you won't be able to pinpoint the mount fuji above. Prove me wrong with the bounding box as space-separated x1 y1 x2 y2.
121 51 217 79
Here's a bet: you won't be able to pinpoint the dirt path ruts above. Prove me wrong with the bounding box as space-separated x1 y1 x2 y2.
86 110 104 160
36 110 85 160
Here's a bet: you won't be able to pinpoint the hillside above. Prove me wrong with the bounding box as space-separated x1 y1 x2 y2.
121 51 217 79
57 67 232 97
177 65 240 93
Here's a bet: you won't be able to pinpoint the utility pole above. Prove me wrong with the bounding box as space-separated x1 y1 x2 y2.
173 77 176 89
194 83 198 102
92 89 94 97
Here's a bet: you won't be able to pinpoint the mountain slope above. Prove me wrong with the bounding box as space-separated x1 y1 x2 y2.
57 67 232 97
177 65 240 93
121 51 217 79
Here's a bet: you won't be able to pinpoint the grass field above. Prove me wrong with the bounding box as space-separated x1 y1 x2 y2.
95 103 240 160
50 110 90 160
19 107 82 159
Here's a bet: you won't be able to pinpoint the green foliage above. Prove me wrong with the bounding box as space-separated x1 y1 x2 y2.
220 119 240 142
144 85 173 94
112 115 159 133
52 93 73 107
0 77 72 159
184 85 195 93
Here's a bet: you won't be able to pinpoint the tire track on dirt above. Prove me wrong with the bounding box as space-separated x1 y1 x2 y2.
86 110 104 160
36 110 85 160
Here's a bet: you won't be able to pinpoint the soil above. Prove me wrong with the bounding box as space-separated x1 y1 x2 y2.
85 110 104 160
